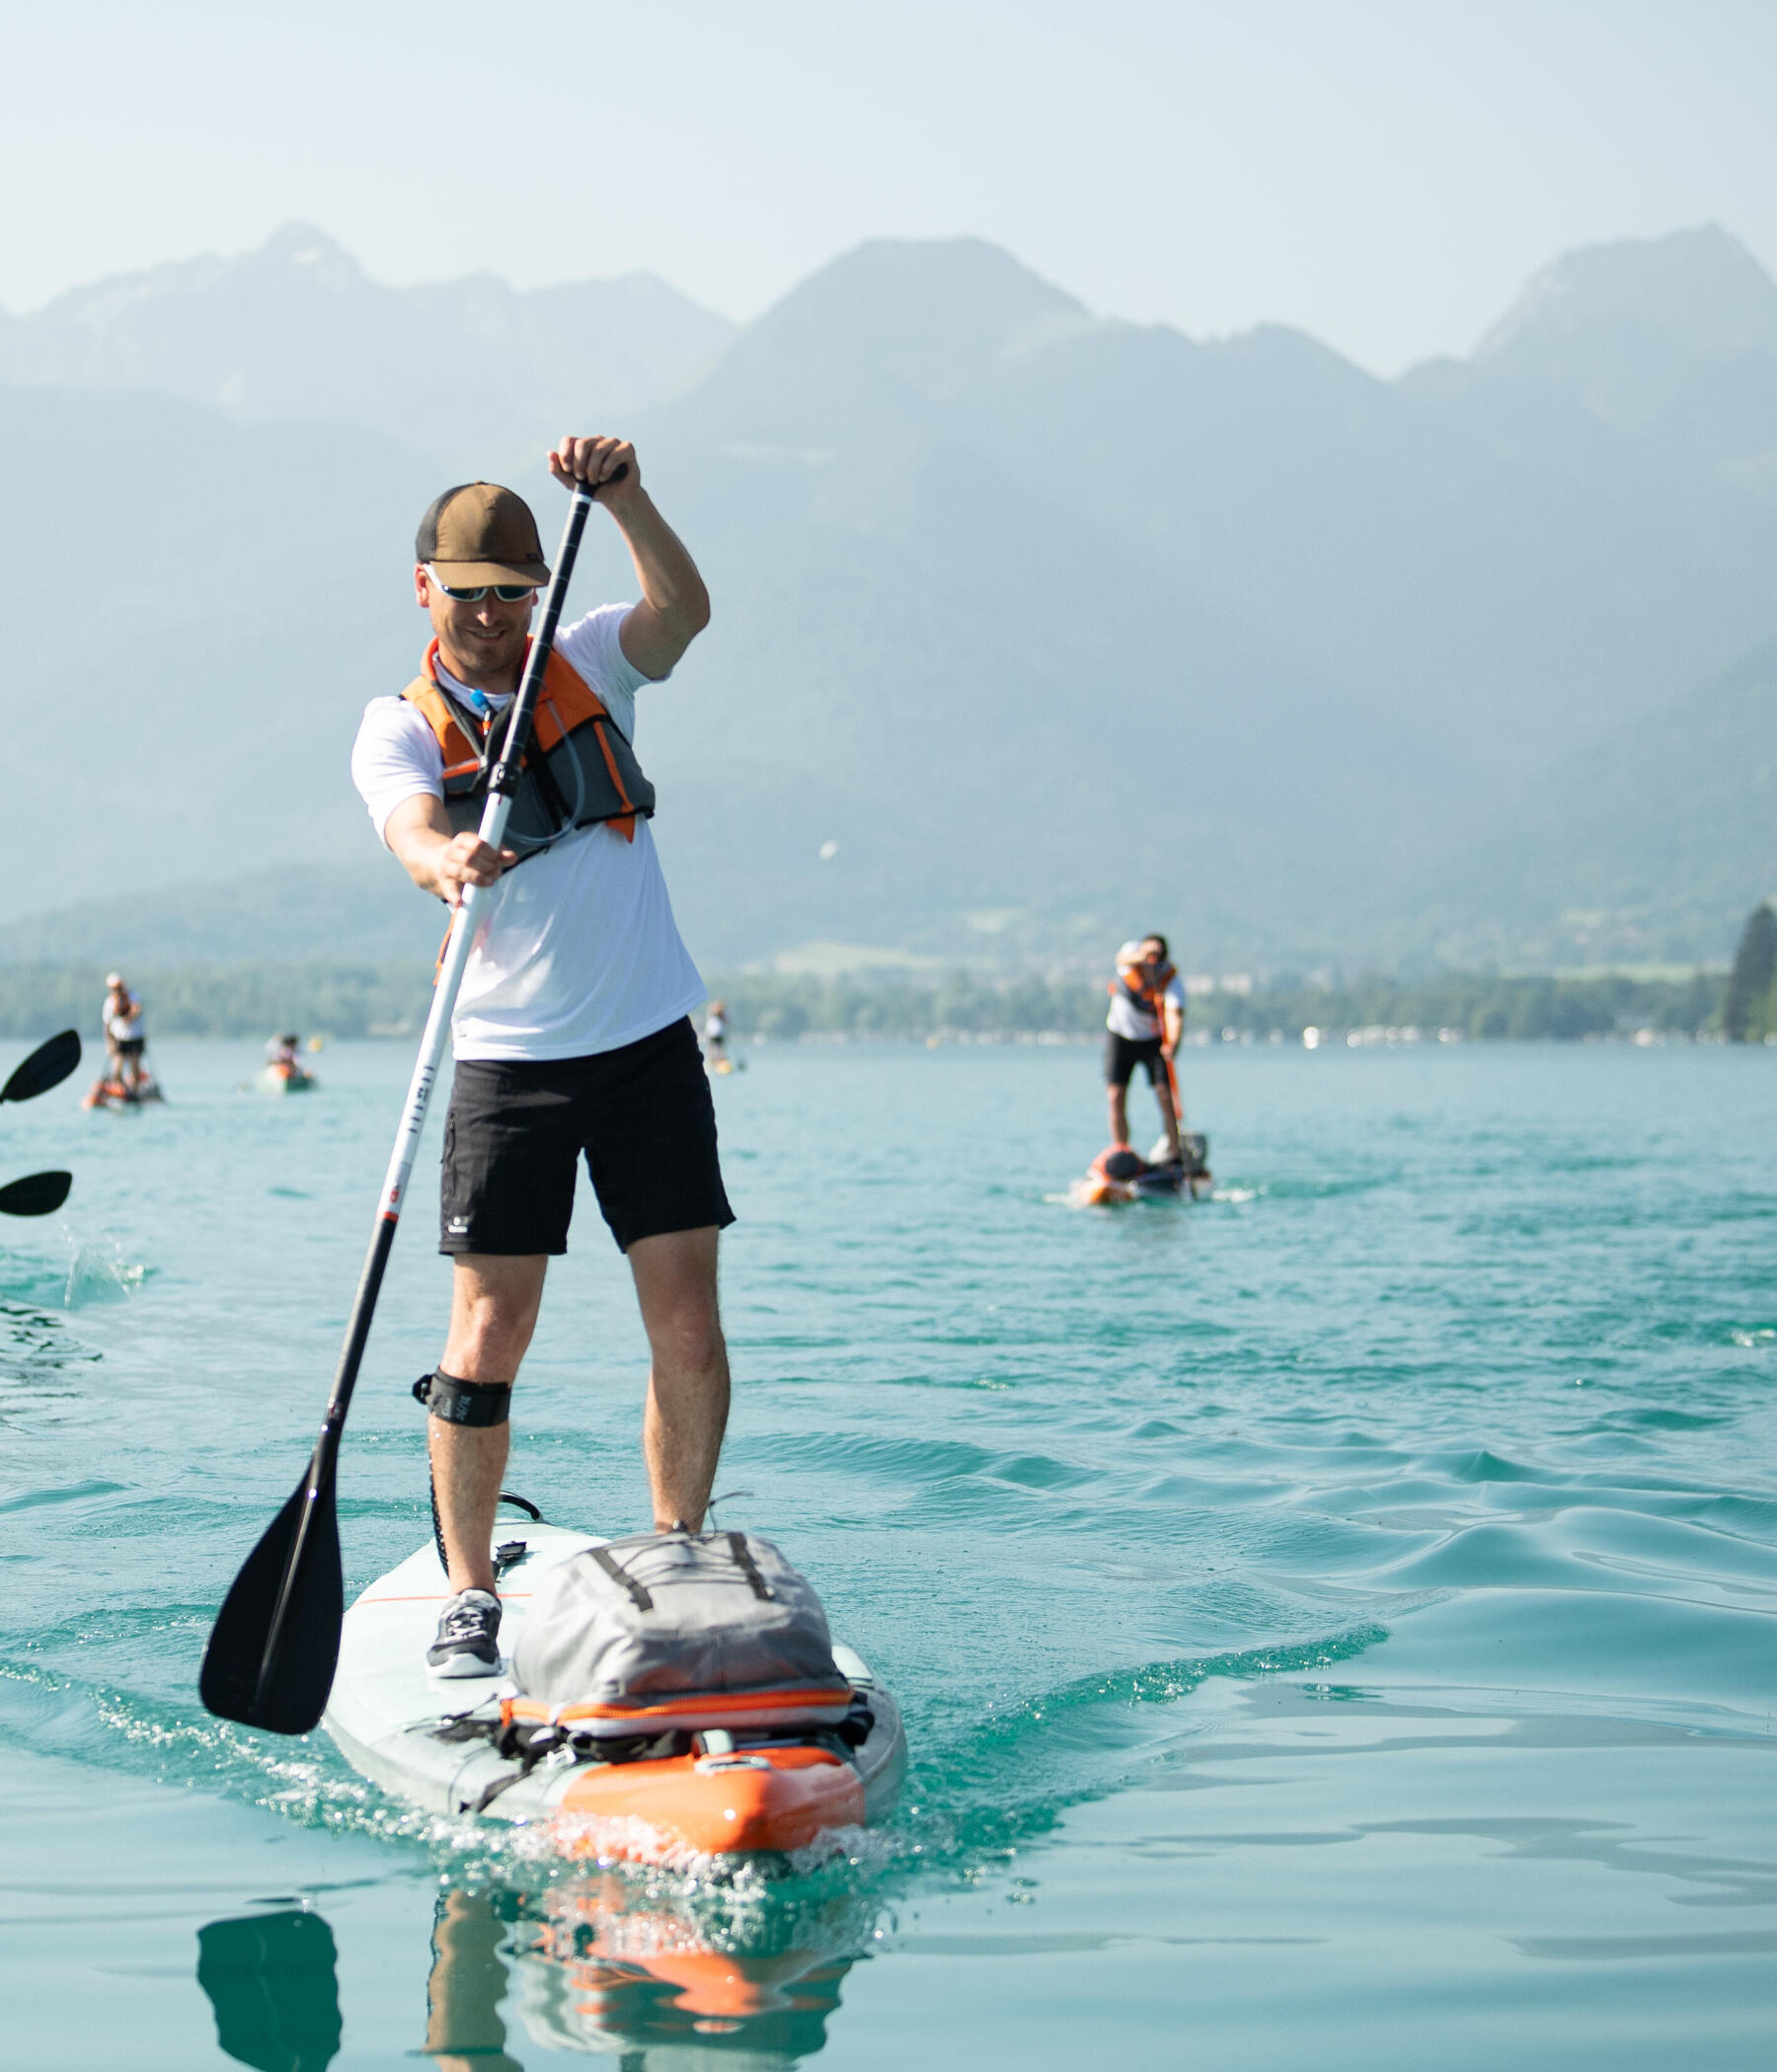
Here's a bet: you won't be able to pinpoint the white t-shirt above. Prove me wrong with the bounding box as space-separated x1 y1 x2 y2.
350 605 705 1063
1106 971 1185 1042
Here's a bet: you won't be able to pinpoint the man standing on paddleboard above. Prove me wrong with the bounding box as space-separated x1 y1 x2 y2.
1105 936 1186 1161
350 437 731 1677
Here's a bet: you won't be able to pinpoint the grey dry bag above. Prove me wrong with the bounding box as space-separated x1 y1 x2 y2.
512 1530 854 1738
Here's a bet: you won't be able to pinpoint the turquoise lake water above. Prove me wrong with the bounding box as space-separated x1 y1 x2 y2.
2 1036 1775 2069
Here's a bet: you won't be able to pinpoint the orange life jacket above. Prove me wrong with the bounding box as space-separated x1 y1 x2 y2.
1109 958 1179 1022
401 638 656 862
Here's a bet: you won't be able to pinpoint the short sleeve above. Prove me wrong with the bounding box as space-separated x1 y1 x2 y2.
554 604 656 742
351 697 446 845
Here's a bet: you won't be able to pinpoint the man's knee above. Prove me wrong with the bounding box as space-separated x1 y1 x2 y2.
652 1285 726 1374
631 1232 726 1372
446 1259 546 1378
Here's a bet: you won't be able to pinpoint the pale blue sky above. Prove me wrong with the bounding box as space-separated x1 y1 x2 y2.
7 0 1774 373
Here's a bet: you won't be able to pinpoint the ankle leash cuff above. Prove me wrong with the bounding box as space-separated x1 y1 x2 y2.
414 1370 512 1427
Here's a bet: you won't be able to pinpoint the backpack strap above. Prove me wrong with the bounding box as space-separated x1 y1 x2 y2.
590 1544 655 1612
727 1531 774 1601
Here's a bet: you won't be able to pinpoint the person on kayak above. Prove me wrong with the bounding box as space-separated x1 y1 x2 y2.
350 436 730 1678
265 1034 301 1070
1105 936 1185 1161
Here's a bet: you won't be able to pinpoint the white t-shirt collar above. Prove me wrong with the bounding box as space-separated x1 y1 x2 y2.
432 651 513 716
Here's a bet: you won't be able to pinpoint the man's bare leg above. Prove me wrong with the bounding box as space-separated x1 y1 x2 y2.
1107 1084 1130 1146
629 1226 729 1531
431 1254 547 1594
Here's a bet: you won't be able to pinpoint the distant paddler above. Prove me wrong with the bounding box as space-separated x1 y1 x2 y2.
84 972 161 1108
1104 936 1186 1161
104 972 145 1090
703 997 736 1073
257 1034 317 1094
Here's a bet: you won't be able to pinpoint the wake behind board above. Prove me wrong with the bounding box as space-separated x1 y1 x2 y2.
82 1075 165 1113
1070 1134 1212 1206
323 1518 905 1867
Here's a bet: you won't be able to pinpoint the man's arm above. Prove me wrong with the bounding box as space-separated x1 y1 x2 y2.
548 436 710 680
383 795 517 907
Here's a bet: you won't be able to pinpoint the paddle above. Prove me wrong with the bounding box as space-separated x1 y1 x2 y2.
200 467 617 1736
0 1171 72 1217
1 1029 81 1106
1162 1048 1185 1154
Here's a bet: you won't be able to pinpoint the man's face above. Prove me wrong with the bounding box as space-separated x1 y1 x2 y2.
1139 939 1166 970
416 566 537 683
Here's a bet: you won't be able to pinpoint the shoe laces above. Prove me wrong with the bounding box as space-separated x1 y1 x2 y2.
438 1592 499 1643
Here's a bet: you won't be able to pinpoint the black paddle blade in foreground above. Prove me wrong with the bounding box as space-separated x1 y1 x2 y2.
0 1170 72 1217
1 1029 81 1105
199 1470 343 1734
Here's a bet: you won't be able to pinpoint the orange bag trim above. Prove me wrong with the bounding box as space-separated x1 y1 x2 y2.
502 1685 855 1730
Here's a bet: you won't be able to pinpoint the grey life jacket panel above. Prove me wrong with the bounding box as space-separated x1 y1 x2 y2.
401 648 657 864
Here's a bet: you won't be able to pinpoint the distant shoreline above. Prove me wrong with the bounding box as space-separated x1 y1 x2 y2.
0 961 1738 1046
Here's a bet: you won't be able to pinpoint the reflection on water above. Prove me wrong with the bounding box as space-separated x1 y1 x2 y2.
196 1910 342 2072
198 1880 866 2070
426 1890 522 2072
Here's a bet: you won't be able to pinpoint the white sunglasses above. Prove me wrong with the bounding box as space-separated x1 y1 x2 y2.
426 565 536 604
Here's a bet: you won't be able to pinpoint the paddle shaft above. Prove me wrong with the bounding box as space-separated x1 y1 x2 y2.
252 476 606 1712
1163 1048 1184 1132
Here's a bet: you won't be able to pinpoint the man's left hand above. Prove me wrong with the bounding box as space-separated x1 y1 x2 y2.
549 435 638 506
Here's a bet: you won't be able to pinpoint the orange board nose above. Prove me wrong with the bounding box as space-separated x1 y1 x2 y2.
554 1746 866 1861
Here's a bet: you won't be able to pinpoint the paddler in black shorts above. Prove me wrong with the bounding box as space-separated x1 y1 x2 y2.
350 435 731 1678
1104 935 1186 1161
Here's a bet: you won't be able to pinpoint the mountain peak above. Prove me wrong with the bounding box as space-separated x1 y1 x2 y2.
251 223 364 289
747 236 1092 393
1477 224 1777 367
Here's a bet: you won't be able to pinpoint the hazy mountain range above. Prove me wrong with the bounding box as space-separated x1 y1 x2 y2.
2 221 1774 975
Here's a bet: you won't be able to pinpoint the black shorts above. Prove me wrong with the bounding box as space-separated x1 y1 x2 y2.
440 1017 734 1256
115 1038 144 1060
1104 1032 1166 1088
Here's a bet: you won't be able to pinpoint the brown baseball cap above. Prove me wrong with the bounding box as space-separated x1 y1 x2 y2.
416 481 550 585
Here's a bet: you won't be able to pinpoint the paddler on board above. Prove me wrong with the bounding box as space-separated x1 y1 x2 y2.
84 971 149 1106
1105 936 1186 1160
349 436 731 1679
702 997 732 1071
105 972 146 1088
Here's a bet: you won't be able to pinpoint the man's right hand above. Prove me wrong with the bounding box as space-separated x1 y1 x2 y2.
432 830 518 906
384 796 517 905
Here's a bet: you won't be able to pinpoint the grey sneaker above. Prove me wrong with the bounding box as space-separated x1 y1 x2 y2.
425 1588 502 1678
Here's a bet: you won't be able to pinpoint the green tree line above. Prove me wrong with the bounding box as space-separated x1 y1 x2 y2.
0 959 1740 1043
711 968 1725 1042
1722 903 1777 1041
0 962 434 1041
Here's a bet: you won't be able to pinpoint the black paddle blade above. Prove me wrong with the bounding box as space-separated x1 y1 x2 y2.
0 1170 72 1217
1 1030 81 1106
199 1469 343 1734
